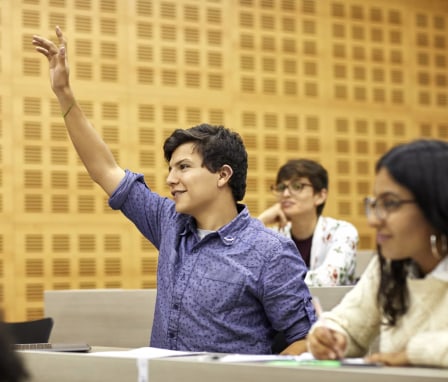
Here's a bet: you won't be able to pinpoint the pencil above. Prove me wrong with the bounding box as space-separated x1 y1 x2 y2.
312 296 324 319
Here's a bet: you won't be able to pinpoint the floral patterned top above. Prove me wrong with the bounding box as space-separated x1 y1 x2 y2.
278 216 359 286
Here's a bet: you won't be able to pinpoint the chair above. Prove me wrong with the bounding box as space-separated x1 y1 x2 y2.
4 317 54 344
45 289 155 347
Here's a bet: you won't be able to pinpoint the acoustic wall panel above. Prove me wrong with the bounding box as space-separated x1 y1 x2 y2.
0 0 447 320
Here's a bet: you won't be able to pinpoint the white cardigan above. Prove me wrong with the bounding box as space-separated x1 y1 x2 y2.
316 255 448 368
279 216 358 286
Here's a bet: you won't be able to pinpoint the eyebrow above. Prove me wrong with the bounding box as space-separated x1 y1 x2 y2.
168 158 191 171
279 178 306 183
375 191 402 198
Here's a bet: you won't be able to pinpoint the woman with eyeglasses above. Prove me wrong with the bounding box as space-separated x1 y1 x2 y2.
258 159 359 287
307 139 448 367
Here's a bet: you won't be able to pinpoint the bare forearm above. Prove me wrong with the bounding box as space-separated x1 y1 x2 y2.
33 27 125 196
280 338 308 355
57 90 125 195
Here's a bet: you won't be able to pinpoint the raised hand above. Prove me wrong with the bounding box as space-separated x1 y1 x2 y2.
32 26 70 95
258 203 289 229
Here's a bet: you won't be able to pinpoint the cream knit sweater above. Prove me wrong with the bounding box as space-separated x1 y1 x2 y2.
317 255 448 368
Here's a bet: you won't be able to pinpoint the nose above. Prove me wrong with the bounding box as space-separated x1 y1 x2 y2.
366 212 381 228
166 169 178 186
281 186 291 197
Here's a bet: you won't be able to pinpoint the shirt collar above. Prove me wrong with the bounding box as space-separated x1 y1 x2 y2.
180 204 250 246
430 255 448 282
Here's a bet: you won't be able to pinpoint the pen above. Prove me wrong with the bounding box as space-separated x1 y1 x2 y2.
312 296 324 320
311 296 344 360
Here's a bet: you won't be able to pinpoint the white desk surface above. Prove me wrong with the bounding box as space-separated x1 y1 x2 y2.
19 347 448 382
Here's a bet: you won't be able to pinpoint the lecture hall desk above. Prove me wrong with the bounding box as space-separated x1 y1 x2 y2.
19 347 448 382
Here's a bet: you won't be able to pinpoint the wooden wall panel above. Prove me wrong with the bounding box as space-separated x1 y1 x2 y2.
0 0 447 320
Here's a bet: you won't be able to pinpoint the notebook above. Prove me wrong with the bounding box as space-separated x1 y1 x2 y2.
14 342 91 352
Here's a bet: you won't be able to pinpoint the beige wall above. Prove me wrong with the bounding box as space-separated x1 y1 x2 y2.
1 0 447 320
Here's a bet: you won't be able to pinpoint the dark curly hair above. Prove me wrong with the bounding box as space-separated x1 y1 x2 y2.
375 139 448 325
163 124 248 202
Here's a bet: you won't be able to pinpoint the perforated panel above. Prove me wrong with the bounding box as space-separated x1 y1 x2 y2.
1 0 448 320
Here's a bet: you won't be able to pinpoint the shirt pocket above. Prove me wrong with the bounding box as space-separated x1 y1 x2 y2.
194 270 245 314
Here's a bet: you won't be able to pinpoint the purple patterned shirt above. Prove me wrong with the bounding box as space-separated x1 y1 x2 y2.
109 170 316 354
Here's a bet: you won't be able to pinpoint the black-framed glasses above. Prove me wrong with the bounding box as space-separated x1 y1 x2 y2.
271 180 314 196
364 194 416 220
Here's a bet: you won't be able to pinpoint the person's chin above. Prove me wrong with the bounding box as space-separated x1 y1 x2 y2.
175 205 185 213
281 206 296 217
174 204 190 215
379 246 401 261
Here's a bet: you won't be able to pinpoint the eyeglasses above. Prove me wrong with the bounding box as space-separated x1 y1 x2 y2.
271 180 314 196
364 194 416 220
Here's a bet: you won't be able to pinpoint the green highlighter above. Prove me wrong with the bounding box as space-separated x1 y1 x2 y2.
268 359 341 367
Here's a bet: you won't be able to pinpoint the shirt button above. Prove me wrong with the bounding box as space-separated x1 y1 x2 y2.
169 332 175 338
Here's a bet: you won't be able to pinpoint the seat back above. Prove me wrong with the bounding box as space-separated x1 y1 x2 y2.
5 317 54 344
355 250 376 280
44 289 156 347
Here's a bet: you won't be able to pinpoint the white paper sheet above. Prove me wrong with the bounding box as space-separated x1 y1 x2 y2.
213 352 315 363
89 347 205 359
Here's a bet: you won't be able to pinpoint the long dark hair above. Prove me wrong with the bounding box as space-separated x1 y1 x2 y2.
375 139 448 325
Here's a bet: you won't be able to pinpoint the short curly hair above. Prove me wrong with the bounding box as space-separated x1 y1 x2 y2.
163 124 248 202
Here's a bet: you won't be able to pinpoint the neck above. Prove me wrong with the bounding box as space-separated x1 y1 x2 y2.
416 254 443 276
195 201 239 231
289 212 319 240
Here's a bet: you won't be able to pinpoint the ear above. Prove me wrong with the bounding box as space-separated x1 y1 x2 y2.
314 188 328 207
217 164 233 187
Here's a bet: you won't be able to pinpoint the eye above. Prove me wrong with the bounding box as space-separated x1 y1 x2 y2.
290 181 304 191
276 184 287 192
382 198 401 211
179 163 190 170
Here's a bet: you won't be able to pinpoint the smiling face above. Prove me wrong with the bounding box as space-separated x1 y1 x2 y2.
166 142 221 218
369 167 437 273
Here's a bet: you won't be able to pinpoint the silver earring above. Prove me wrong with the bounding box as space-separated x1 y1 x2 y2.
430 234 448 260
442 234 448 257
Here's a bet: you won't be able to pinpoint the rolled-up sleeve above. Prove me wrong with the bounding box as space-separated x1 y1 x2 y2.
262 239 316 342
109 170 146 210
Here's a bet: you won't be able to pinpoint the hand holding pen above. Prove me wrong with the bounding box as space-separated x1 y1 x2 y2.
307 297 347 360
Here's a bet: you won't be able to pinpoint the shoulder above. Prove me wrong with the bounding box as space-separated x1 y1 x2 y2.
245 217 290 241
240 217 298 253
318 216 358 235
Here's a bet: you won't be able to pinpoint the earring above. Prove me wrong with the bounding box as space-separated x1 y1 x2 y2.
430 234 448 260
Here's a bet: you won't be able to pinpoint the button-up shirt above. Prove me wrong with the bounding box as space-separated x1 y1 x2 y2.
109 170 316 354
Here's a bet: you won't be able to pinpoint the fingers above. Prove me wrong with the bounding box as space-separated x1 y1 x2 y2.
277 214 288 229
32 36 54 57
32 36 59 61
366 351 408 366
32 26 66 60
308 327 346 360
366 353 382 364
55 25 67 52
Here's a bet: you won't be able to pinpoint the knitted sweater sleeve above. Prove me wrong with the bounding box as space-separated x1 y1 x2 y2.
407 331 448 367
319 256 382 357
